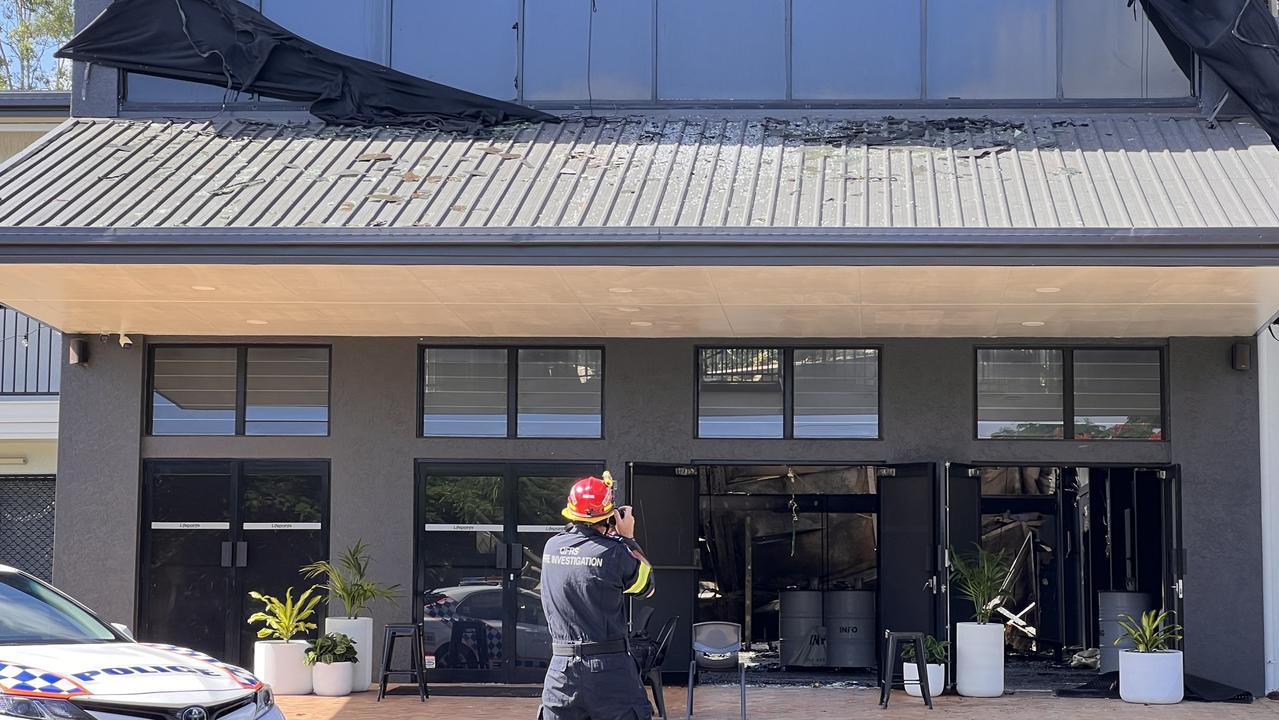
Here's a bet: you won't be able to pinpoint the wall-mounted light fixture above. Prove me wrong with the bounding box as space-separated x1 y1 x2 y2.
0 457 29 466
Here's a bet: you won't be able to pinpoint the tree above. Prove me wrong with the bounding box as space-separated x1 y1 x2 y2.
0 0 73 91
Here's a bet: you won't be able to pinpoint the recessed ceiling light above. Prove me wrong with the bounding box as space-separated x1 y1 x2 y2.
191 285 217 291
629 321 653 327
246 319 269 325
1035 287 1061 294
609 287 633 294
1021 321 1046 327
617 306 642 313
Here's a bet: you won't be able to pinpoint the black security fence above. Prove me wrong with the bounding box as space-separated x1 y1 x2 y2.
1 307 62 396
0 476 56 581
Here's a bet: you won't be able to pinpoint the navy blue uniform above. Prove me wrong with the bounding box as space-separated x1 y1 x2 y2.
538 523 656 720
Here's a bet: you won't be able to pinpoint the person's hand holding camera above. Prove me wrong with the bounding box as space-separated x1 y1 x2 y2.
613 505 636 539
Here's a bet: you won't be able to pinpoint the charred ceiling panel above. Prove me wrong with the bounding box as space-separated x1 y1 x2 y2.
1137 0 1279 143
55 0 556 130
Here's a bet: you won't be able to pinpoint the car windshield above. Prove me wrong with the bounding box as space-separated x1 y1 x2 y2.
0 573 122 645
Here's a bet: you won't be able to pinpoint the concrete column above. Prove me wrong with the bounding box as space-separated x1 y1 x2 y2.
53 336 143 626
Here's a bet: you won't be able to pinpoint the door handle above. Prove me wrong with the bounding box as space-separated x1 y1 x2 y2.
509 544 524 574
220 542 233 568
495 543 510 569
234 541 248 568
923 576 938 594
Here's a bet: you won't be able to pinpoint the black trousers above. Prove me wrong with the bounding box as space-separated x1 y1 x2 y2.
539 652 652 720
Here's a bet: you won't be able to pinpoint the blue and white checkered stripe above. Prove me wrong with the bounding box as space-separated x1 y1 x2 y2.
142 644 262 690
0 661 87 698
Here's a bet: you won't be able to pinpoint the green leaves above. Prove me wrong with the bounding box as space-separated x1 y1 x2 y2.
900 635 950 664
0 0 73 91
1115 609 1182 653
300 540 401 618
305 632 358 666
247 586 322 642
949 543 1011 624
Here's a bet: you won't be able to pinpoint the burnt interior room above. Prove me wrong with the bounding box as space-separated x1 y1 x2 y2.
690 463 1181 689
696 465 883 679
950 464 1181 684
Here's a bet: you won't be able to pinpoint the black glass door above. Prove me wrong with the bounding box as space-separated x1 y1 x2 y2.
417 462 600 684
877 463 940 677
627 463 699 676
140 460 330 666
140 461 237 660
236 461 330 664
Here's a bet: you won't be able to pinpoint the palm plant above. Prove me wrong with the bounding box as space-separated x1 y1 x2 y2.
1116 609 1183 653
247 586 322 642
949 544 1012 624
301 540 400 619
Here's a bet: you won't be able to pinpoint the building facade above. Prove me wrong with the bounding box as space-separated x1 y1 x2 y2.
3 0 1279 697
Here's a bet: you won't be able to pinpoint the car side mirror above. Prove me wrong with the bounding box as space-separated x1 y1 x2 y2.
111 623 134 640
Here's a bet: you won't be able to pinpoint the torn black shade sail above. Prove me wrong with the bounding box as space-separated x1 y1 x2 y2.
56 0 557 131
1137 0 1279 144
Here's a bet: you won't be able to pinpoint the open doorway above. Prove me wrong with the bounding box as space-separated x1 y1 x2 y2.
665 463 940 687
947 464 1183 691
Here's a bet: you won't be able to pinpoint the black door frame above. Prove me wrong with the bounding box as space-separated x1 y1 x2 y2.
942 461 1185 667
137 458 331 665
682 460 940 676
413 459 604 685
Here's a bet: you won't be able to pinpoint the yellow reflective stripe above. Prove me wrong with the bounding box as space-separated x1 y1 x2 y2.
624 558 652 595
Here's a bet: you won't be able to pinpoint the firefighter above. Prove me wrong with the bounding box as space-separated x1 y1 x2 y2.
538 471 656 720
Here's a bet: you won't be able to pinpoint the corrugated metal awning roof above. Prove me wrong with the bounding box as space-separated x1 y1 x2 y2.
1 113 1278 231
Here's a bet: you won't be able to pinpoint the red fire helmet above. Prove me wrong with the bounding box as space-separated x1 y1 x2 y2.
562 473 615 523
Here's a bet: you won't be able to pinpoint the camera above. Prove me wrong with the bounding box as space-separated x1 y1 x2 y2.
118 334 134 349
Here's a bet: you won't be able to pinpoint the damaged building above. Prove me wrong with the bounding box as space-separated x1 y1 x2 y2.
4 0 1279 701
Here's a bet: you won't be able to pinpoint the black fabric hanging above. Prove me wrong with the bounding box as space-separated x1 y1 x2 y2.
1136 0 1279 144
56 0 558 131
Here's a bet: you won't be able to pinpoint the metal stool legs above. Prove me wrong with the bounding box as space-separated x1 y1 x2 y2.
376 623 429 702
879 631 932 710
684 662 746 720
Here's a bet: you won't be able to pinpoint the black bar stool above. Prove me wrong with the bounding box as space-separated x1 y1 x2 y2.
879 630 932 710
377 622 429 702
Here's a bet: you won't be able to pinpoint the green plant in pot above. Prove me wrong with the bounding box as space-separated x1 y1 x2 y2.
306 632 359 697
1115 609 1184 704
900 636 949 698
247 586 322 695
949 544 1011 698
301 540 400 693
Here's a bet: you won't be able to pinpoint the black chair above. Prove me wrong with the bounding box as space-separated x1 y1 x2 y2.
879 630 932 710
641 616 679 719
377 623 429 702
634 605 657 634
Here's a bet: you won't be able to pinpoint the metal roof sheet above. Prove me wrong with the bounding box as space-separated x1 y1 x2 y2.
1 114 1277 231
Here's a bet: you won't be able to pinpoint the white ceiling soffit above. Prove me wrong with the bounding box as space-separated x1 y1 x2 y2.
0 264 1276 339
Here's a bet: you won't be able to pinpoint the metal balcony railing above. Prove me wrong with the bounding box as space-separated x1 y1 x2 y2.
0 307 61 396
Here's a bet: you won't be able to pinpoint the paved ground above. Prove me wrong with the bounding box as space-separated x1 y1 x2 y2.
278 686 1279 719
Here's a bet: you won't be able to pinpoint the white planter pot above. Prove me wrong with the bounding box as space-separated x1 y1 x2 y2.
312 661 354 697
955 622 1004 698
903 663 945 698
1119 650 1184 704
326 617 374 692
253 641 312 696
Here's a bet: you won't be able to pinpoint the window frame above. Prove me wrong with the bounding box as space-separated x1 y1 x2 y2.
418 345 606 440
694 345 883 441
972 344 1168 442
146 343 332 438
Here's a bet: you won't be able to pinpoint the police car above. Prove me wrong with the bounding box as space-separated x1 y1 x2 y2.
0 565 281 720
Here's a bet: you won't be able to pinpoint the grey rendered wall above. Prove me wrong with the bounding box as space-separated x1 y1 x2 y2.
53 335 142 625
71 0 119 118
55 335 1262 693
